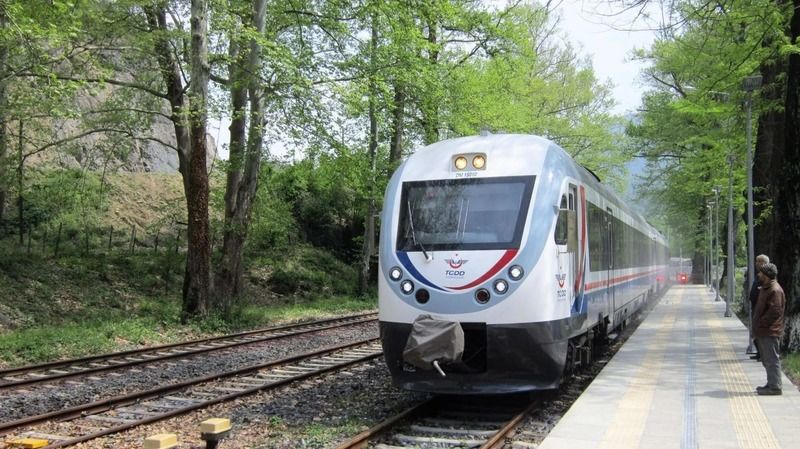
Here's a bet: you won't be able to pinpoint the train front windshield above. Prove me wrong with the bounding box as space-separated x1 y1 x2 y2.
396 176 535 251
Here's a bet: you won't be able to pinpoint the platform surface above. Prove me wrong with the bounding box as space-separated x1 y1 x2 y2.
538 285 800 449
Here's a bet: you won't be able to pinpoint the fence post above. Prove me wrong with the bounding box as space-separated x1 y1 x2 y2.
108 226 113 252
27 227 32 255
175 230 180 254
42 228 47 255
54 223 62 257
130 225 136 254
154 229 160 253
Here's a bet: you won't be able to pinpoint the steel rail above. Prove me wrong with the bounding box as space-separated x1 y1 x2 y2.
0 312 377 390
478 400 541 449
0 311 375 377
2 338 382 449
335 394 541 449
334 398 438 449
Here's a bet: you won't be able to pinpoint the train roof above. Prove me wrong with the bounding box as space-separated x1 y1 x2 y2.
402 133 666 244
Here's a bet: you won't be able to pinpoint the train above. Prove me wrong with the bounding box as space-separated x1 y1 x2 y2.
668 257 693 284
378 133 668 394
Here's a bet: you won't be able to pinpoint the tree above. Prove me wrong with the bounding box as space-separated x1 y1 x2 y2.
214 0 268 307
446 3 624 181
0 1 8 224
181 0 212 319
772 0 800 349
619 0 800 348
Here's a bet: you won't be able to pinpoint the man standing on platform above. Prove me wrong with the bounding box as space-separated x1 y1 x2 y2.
753 262 785 396
748 254 770 361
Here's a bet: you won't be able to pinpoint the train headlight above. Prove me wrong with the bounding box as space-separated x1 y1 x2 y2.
454 156 468 170
472 155 486 169
493 279 508 294
400 279 414 294
475 288 491 304
389 266 403 281
508 265 524 281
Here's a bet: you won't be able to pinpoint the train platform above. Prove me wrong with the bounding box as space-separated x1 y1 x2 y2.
538 285 800 449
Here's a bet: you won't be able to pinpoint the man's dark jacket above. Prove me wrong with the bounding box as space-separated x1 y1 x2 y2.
753 279 785 338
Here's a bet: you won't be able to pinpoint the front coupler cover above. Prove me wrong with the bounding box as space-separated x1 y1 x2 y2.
402 314 464 370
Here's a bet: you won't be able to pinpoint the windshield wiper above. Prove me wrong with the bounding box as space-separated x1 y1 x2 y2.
407 201 432 261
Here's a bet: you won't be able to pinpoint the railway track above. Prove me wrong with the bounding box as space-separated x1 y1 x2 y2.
337 394 543 449
1 338 383 449
0 311 377 390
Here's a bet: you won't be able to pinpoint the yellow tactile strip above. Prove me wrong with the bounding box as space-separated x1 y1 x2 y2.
596 289 682 449
705 303 781 449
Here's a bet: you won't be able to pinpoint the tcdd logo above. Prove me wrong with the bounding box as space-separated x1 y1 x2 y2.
555 273 566 288
445 254 469 269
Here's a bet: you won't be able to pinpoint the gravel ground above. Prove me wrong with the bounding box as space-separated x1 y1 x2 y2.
62 301 656 449
0 321 378 423
6 294 666 448
69 359 430 449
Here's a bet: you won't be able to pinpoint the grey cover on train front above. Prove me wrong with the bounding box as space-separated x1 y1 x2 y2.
402 314 464 370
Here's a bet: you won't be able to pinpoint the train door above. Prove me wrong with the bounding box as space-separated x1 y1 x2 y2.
568 185 578 297
556 186 578 306
605 207 615 316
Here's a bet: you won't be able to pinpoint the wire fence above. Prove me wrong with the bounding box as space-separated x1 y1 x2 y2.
0 222 194 258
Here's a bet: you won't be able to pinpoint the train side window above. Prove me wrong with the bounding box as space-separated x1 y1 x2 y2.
555 195 568 244
567 185 577 252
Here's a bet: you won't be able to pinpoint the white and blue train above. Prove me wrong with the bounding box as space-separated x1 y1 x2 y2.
378 134 668 394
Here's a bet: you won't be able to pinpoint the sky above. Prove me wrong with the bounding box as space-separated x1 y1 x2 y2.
211 1 661 160
554 1 659 115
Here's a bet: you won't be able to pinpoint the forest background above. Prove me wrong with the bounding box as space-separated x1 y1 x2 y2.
1 0 800 365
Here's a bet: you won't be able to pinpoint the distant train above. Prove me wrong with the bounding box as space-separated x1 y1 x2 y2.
378 134 668 394
668 257 693 284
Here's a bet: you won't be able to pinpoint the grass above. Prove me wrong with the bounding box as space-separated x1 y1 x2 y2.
0 295 374 368
0 241 375 369
783 352 800 385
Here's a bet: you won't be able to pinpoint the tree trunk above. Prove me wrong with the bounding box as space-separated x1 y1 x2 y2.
215 0 268 308
145 7 191 194
145 4 208 320
389 82 406 168
182 0 211 321
0 4 8 224
17 120 23 245
421 16 439 145
359 16 379 296
775 0 800 351
753 55 785 259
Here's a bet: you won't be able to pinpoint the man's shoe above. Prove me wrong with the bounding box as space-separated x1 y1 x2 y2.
756 386 782 396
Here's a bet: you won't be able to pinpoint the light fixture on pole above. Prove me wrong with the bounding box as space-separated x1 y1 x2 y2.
713 186 721 301
742 74 761 353
707 202 713 292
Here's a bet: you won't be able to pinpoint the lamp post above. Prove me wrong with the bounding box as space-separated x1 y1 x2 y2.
743 74 761 353
725 156 735 317
713 187 720 301
707 202 713 292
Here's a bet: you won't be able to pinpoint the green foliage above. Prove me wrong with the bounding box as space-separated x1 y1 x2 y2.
784 353 800 384
262 244 358 298
0 243 374 366
624 0 786 259
257 159 366 261
23 168 108 228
